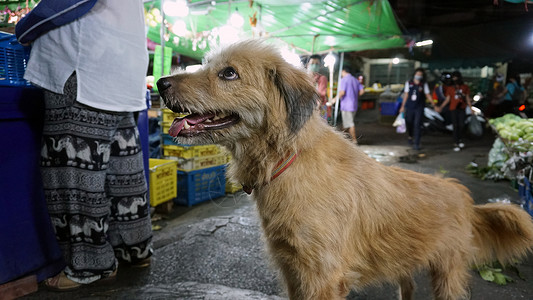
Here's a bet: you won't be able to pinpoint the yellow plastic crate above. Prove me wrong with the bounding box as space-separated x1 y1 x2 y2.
225 153 232 164
162 153 226 171
162 121 172 135
177 154 226 171
162 144 221 158
149 159 178 207
162 109 187 123
225 180 242 193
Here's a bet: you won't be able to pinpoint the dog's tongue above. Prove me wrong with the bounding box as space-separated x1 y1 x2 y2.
168 118 186 137
168 113 216 137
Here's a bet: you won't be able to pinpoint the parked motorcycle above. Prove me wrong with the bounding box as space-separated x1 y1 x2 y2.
422 104 486 139
422 106 450 134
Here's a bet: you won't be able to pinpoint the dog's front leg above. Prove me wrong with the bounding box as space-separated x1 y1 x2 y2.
279 265 347 300
398 275 415 300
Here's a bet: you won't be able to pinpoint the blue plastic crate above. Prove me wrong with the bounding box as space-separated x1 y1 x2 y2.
0 32 32 87
519 177 533 218
162 134 175 146
175 165 226 207
0 86 43 120
0 84 64 284
379 101 397 116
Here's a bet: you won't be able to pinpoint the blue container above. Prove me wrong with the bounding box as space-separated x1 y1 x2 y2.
138 90 151 202
0 86 65 284
0 32 32 87
379 102 398 116
161 134 198 147
176 165 226 207
162 133 176 146
519 177 533 218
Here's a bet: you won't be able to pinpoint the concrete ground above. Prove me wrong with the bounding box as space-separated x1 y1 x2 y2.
22 108 533 300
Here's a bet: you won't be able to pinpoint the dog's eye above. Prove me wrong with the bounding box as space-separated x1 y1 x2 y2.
218 67 239 80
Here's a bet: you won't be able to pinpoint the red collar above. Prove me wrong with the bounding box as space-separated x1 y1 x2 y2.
242 151 299 194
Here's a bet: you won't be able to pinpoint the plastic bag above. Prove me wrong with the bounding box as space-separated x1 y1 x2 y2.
393 113 406 133
393 113 404 127
396 123 406 133
487 138 508 168
468 115 483 137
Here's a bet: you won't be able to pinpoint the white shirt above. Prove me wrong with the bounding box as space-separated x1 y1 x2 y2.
24 0 148 112
403 81 430 95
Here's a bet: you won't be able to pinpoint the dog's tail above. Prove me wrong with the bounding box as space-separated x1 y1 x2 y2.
471 203 533 265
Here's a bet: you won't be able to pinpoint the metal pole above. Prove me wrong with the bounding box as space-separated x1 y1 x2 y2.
311 35 317 55
387 61 392 88
160 0 166 159
328 66 334 101
160 0 166 85
333 52 344 127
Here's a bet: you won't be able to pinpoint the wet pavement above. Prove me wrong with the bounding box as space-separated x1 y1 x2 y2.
21 109 533 299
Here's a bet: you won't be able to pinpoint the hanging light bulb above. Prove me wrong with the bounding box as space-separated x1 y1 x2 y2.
171 20 188 36
163 0 189 17
415 39 433 47
230 9 244 28
281 48 302 67
219 25 239 45
324 52 336 68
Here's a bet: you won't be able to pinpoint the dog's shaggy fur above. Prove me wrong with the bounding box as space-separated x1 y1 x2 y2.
157 40 533 300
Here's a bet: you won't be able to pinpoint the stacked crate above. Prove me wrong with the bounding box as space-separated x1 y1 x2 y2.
378 89 400 124
161 109 227 206
148 158 178 208
223 153 243 193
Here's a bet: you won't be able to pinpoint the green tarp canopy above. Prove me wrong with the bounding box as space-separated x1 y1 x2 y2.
144 0 406 59
0 0 406 59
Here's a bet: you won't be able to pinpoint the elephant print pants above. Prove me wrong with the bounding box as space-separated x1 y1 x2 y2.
41 74 152 284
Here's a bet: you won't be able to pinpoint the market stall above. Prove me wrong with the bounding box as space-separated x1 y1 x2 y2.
143 0 405 60
487 114 533 180
481 114 533 217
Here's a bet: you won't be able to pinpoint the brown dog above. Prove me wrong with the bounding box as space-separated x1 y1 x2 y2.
157 40 533 300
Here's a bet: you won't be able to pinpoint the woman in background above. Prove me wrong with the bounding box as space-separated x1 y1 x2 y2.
399 68 435 151
436 71 473 152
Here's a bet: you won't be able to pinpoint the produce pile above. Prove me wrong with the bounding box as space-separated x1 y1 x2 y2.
480 114 533 180
489 114 533 146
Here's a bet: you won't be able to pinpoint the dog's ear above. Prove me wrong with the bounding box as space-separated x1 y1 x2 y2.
270 64 318 134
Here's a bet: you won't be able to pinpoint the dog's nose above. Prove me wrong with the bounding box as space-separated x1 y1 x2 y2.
157 78 172 92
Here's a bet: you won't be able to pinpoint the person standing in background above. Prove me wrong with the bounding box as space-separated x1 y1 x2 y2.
432 71 453 126
399 68 435 151
485 73 506 118
356 73 364 85
330 66 365 143
497 73 526 115
16 0 153 291
307 54 329 120
436 71 472 152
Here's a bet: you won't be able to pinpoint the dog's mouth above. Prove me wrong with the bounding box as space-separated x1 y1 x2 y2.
168 112 240 137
